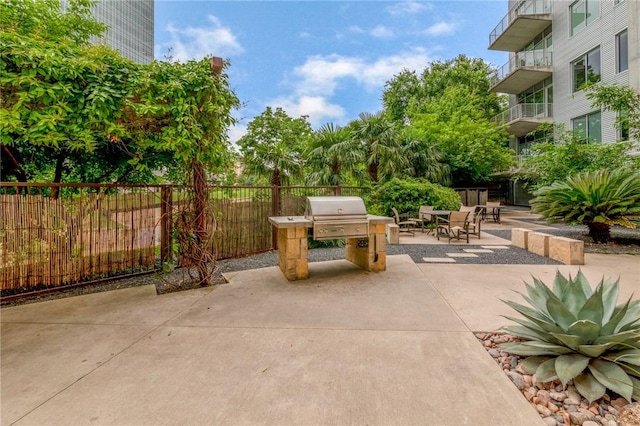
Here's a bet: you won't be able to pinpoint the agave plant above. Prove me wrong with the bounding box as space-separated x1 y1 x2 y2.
530 168 640 243
499 270 640 403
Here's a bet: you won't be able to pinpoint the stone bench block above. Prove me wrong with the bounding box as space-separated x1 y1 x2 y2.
511 228 531 249
528 232 550 257
549 236 584 265
387 224 399 245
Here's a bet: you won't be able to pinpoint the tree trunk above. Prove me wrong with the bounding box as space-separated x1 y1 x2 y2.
587 221 612 244
271 169 282 187
51 154 65 199
368 161 379 184
192 161 210 286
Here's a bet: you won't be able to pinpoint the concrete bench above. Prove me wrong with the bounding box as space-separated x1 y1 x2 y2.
527 232 550 257
549 235 584 265
511 228 531 249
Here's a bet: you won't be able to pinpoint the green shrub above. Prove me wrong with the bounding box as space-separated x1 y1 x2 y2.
366 178 460 216
500 270 640 403
530 168 640 243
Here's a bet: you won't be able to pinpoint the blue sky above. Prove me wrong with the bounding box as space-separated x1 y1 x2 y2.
154 1 510 142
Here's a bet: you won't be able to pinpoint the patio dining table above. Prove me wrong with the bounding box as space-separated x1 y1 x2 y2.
475 205 501 224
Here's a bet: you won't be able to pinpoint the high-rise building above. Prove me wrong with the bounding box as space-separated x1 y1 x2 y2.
487 0 639 204
62 0 154 64
92 0 154 64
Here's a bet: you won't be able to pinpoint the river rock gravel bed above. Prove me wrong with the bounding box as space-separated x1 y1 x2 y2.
475 332 639 426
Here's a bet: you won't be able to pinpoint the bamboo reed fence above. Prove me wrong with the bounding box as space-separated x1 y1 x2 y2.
0 183 370 294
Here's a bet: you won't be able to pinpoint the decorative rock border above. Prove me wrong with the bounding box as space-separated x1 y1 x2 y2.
511 228 584 265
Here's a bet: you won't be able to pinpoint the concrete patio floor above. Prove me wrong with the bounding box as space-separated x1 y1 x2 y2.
1 209 638 425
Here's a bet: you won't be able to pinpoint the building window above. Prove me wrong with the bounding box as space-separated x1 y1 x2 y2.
570 0 600 35
573 111 602 142
617 29 628 73
572 47 601 92
619 109 629 140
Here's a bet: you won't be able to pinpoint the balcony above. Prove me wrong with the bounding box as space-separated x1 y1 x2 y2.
489 51 552 94
492 103 553 136
489 0 552 52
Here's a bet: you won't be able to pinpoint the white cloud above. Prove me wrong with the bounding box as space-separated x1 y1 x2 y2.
267 48 432 127
423 21 458 37
348 24 393 39
370 25 394 39
386 1 432 15
227 123 247 145
158 15 244 62
272 96 347 127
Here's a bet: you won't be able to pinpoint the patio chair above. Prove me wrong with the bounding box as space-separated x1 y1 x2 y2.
391 206 416 236
436 210 470 243
408 205 434 233
461 208 482 239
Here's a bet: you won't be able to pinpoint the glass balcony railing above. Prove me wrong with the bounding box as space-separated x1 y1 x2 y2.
492 103 553 125
489 0 552 46
490 51 552 88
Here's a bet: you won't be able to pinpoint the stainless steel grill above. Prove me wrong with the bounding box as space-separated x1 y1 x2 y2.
304 196 369 240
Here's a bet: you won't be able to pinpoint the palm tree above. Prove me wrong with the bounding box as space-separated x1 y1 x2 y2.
305 123 364 186
237 107 311 186
398 127 451 186
350 111 408 184
530 169 640 243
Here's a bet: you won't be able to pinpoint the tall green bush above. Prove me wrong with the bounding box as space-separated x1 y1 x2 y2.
366 178 460 216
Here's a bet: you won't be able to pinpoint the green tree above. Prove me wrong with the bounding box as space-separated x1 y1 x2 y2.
397 126 450 186
349 111 410 185
530 169 640 243
586 83 640 141
237 107 312 186
408 85 513 186
305 123 364 186
0 0 106 45
383 55 505 123
382 69 421 123
516 125 640 191
382 55 511 186
0 31 147 183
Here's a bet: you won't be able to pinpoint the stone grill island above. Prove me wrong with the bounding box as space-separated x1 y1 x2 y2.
269 197 393 280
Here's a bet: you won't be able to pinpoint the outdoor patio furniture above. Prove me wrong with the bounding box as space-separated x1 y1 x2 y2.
392 207 416 236
408 205 434 234
436 210 470 243
486 202 501 223
461 207 482 239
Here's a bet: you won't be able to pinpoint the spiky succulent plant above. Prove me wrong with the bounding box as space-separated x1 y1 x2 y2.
499 270 640 403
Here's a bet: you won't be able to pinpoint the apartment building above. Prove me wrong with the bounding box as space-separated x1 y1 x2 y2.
488 0 639 204
62 0 154 64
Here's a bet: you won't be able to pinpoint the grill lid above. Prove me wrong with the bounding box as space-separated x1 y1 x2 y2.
305 196 367 219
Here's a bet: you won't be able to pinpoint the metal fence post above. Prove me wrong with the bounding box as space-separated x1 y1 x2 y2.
271 185 280 250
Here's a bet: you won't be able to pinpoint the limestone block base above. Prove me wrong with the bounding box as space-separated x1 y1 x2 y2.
549 236 584 265
346 224 387 272
528 232 550 257
277 227 309 281
387 224 399 245
511 228 531 249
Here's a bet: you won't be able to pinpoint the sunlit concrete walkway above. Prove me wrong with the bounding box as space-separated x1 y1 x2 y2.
1 208 638 425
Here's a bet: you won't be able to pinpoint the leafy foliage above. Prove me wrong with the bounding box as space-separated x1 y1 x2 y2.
348 111 410 185
366 178 460 216
586 83 640 141
237 107 312 186
0 0 106 45
515 125 640 192
305 123 364 186
530 169 640 243
500 271 640 403
382 55 513 186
